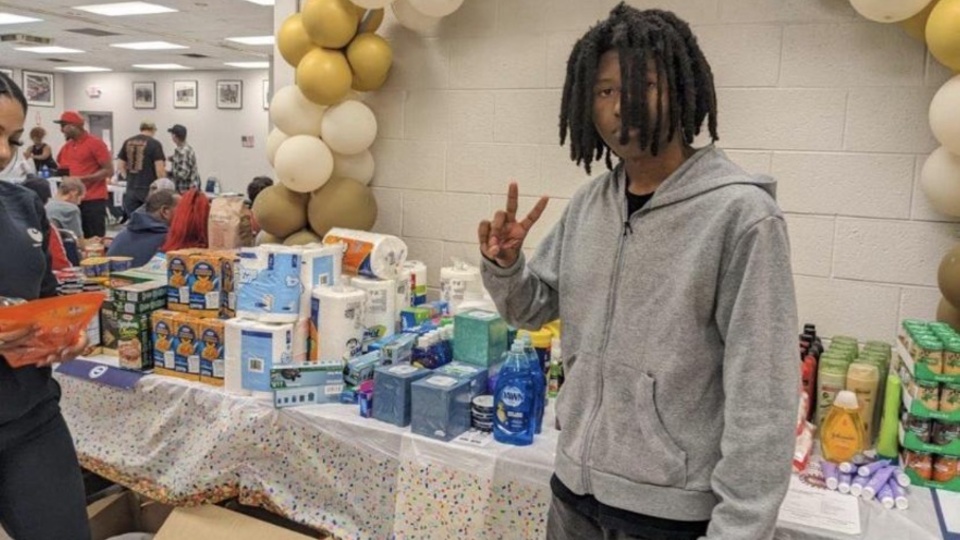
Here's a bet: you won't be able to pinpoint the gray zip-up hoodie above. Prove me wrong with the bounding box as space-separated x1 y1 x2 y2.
482 146 799 539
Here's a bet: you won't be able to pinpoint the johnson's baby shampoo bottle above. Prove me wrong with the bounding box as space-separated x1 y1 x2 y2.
820 390 866 463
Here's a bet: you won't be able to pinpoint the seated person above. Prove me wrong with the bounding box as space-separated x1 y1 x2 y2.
20 177 72 270
149 177 175 195
245 176 272 235
45 178 85 241
107 189 179 267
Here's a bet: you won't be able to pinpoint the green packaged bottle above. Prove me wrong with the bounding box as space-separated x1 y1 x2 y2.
817 356 851 426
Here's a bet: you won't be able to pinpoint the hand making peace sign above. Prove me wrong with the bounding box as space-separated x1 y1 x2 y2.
478 182 549 268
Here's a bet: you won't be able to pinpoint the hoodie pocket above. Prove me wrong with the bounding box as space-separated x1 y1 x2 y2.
590 369 688 488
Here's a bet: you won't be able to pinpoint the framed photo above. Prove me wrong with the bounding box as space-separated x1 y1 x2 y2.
262 79 269 110
22 70 54 108
0 68 12 78
217 79 243 110
173 80 198 109
132 81 156 109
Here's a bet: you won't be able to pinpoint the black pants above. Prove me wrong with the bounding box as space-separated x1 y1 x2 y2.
0 401 90 540
79 199 107 239
122 188 149 217
546 495 709 540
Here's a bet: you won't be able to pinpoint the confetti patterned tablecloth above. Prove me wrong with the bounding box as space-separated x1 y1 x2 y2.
55 373 556 540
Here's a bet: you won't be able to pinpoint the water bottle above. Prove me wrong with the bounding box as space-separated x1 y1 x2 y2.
493 342 537 446
40 165 50 179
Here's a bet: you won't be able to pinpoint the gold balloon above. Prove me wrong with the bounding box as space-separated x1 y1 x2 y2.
939 245 960 308
307 177 378 237
256 231 284 245
297 47 353 105
283 229 323 246
928 0 960 72
902 0 939 41
937 296 960 331
358 8 385 33
347 33 393 92
302 0 359 49
277 13 313 68
252 184 310 238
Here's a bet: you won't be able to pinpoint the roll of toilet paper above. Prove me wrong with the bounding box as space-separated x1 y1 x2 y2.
293 318 309 363
237 245 303 323
395 271 412 322
236 320 295 396
298 243 343 319
351 276 397 340
311 285 366 367
224 318 251 396
403 260 427 306
322 228 407 280
440 261 481 313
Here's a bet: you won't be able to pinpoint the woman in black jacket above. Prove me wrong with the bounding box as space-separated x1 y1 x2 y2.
0 72 90 539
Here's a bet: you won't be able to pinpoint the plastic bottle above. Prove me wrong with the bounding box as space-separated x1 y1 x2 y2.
820 390 867 463
800 351 818 420
816 357 850 426
845 362 880 444
548 337 564 399
493 342 538 446
40 165 50 179
518 334 545 434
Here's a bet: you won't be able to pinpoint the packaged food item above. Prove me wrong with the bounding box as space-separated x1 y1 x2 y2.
0 292 104 367
945 339 960 376
166 249 199 312
915 380 941 411
916 338 944 374
905 450 933 481
904 414 932 443
933 421 960 447
933 455 958 483
189 252 227 319
940 383 960 413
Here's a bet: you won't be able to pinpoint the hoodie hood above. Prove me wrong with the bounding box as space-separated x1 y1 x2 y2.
612 145 777 214
127 209 169 233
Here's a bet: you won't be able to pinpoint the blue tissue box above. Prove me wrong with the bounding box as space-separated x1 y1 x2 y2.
372 364 431 427
453 310 508 368
411 374 473 441
435 361 488 399
344 350 383 387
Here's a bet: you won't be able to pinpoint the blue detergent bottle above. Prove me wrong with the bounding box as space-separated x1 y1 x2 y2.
493 341 538 446
519 333 546 434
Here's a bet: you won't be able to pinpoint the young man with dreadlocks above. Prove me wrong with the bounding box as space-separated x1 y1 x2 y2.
479 5 798 539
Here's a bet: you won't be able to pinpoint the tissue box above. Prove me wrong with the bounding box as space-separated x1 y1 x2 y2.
400 307 433 330
368 333 417 365
270 364 344 408
453 310 508 368
343 350 383 387
436 361 488 399
373 364 430 427
411 375 473 441
198 319 225 386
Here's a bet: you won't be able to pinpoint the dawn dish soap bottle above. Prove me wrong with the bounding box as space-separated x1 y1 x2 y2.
519 333 546 434
494 341 538 446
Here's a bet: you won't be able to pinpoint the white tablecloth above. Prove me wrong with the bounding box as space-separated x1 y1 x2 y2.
55 368 944 540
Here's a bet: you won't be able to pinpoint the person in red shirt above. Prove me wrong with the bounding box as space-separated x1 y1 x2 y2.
54 111 113 239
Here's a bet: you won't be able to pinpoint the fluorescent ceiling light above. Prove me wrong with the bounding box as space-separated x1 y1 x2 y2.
74 2 177 16
110 40 186 50
16 46 85 54
55 66 111 72
133 63 191 70
0 13 42 25
241 0 274 5
225 61 269 68
225 36 274 46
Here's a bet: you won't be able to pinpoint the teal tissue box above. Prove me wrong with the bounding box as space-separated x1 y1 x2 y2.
453 310 508 368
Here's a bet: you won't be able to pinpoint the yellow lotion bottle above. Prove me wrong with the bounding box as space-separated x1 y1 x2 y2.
820 390 866 463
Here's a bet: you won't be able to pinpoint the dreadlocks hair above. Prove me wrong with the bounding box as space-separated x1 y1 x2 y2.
559 3 719 174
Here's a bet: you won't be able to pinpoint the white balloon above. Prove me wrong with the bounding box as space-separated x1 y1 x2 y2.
274 135 334 193
931 75 960 155
920 146 960 217
266 128 289 167
320 100 378 155
350 0 395 8
333 150 376 185
408 0 463 17
848 0 931 23
269 85 326 137
392 0 441 34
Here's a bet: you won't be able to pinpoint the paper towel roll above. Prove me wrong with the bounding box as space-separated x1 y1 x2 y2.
237 245 302 323
395 272 412 322
234 320 295 396
298 243 344 319
293 318 309 363
351 276 397 339
440 261 481 313
322 228 407 280
403 260 427 306
311 286 366 367
224 318 253 395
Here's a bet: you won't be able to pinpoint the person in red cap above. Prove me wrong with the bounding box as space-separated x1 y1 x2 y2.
54 111 114 239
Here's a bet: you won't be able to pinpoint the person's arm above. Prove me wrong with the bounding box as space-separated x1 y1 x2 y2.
480 187 562 331
155 160 166 179
116 159 127 178
705 216 799 540
38 144 51 161
66 208 84 243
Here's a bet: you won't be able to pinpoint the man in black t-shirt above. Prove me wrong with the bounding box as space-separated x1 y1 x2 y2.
117 121 166 215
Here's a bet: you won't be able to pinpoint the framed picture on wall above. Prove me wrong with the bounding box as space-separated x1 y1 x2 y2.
173 80 198 109
132 81 156 109
0 68 12 78
22 71 54 108
217 79 242 110
262 79 269 110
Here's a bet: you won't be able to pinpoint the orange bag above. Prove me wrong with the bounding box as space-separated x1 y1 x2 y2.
0 292 104 368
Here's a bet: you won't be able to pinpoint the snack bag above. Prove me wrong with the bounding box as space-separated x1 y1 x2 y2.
0 292 105 367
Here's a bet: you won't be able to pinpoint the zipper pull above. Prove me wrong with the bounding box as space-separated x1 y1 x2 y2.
623 221 633 237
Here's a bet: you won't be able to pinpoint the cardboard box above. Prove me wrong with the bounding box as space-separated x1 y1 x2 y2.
100 306 119 352
151 310 176 370
189 252 227 319
221 253 238 319
166 249 200 312
113 280 167 315
117 312 152 371
270 364 344 408
199 319 225 386
87 490 318 540
155 313 200 381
